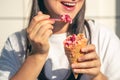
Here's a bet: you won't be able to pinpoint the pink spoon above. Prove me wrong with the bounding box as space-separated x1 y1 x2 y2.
51 14 72 24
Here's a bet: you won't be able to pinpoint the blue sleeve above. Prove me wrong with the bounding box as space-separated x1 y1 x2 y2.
0 38 22 80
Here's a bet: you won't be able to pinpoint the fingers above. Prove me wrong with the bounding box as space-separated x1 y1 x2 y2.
71 58 101 76
72 67 100 76
72 59 100 69
42 29 53 41
27 11 53 33
81 44 96 53
34 24 53 42
36 24 53 37
78 52 98 62
31 19 54 33
78 44 98 61
27 11 55 40
26 12 55 54
71 44 101 76
28 20 54 41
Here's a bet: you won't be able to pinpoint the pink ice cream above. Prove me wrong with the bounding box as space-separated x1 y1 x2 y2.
52 14 72 24
64 33 87 48
60 14 72 24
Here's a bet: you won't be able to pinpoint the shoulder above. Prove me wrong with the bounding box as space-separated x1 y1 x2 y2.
1 29 27 63
87 20 119 42
88 20 112 35
4 29 27 53
87 20 120 58
0 29 27 78
87 20 120 79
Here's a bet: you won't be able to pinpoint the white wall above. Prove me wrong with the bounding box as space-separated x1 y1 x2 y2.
86 0 120 38
0 0 120 51
0 0 24 50
86 0 116 31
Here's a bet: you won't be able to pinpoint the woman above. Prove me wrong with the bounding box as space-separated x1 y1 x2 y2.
0 0 120 80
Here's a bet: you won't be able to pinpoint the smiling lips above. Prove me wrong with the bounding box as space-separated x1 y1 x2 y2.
61 1 76 11
61 2 76 7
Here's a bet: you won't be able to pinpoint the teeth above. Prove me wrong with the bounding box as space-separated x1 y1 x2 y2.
63 2 76 6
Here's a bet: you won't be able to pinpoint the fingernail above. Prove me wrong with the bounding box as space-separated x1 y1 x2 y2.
78 58 82 61
78 56 84 61
73 69 77 72
81 48 87 52
38 11 42 14
71 64 75 68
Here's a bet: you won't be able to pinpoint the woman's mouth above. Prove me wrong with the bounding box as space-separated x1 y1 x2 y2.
61 2 76 11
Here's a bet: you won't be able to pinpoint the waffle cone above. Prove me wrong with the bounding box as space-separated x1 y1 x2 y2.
64 33 87 79
65 41 87 79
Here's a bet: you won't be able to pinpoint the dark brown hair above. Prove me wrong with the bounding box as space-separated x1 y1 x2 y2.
29 0 91 38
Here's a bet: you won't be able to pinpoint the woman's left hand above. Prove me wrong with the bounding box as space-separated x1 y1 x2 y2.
71 44 107 79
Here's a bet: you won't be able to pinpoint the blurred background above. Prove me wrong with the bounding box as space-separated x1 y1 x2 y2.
0 0 120 51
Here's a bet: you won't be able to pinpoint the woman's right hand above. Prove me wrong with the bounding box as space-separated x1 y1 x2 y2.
27 11 55 55
10 12 55 80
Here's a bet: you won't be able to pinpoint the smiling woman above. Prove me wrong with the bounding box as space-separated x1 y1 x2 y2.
0 0 120 80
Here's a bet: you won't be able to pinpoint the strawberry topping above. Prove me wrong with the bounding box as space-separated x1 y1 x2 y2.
60 14 72 24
